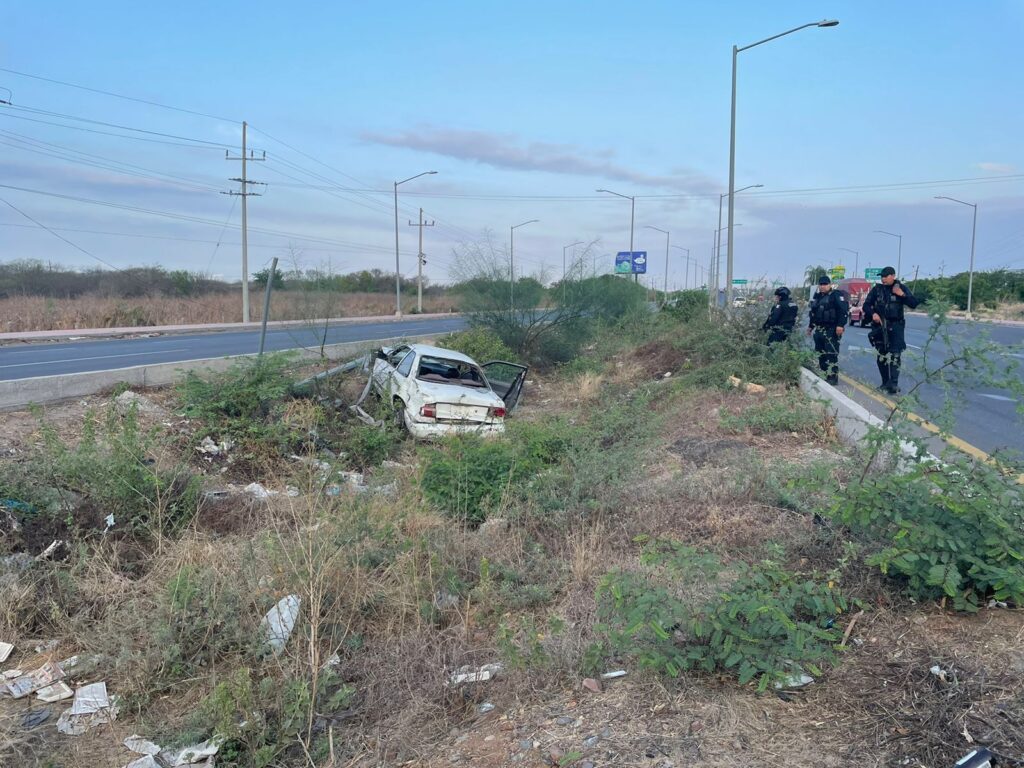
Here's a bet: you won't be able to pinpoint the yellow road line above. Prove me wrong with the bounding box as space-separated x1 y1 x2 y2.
838 373 1024 484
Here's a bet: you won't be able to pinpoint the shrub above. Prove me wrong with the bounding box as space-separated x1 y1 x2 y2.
339 423 400 470
720 392 826 436
826 454 1024 611
2 405 200 538
419 436 522 525
435 327 515 363
179 353 295 431
590 540 847 690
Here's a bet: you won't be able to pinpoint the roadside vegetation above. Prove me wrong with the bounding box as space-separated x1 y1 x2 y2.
1 285 1023 767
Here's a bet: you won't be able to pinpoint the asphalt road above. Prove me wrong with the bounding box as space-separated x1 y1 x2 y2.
829 315 1024 457
0 316 468 381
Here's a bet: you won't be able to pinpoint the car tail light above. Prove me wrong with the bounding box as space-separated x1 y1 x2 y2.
420 404 436 418
488 406 506 419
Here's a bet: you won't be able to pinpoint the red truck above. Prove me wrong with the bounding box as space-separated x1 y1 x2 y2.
837 278 873 326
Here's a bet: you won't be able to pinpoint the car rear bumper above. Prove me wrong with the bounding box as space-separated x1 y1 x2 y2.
405 417 505 440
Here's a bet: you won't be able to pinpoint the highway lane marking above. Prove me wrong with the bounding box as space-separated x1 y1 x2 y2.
838 373 1024 484
0 348 189 370
0 340 190 356
978 393 1018 403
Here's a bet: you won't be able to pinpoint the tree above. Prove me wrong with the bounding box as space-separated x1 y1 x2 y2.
253 266 285 290
804 265 828 287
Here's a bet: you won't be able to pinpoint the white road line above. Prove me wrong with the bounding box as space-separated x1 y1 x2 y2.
906 344 923 350
977 393 1018 403
0 348 189 370
1 340 190 356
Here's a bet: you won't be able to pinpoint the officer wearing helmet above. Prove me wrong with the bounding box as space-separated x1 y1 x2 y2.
806 275 848 385
862 266 920 394
762 286 798 344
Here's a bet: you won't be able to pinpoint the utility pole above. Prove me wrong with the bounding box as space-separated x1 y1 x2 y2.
408 208 435 314
912 265 920 293
223 121 265 323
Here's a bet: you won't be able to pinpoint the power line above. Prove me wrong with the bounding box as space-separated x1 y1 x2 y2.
5 103 235 147
0 66 237 123
0 110 231 150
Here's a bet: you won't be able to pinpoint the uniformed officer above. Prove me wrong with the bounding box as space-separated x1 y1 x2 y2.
762 286 798 344
862 266 920 394
806 275 848 385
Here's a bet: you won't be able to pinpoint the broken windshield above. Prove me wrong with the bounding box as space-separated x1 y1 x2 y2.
415 356 487 388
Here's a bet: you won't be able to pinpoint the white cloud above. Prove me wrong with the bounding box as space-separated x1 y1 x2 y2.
975 162 1016 174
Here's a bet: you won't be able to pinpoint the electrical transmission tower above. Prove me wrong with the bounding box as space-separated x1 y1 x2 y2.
222 121 265 323
407 207 435 314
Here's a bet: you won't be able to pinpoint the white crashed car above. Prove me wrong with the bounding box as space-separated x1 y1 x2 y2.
370 343 528 439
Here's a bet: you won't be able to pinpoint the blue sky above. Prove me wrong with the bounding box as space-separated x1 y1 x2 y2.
1 0 1022 290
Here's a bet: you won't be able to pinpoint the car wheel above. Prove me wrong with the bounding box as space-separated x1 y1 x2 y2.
392 398 407 431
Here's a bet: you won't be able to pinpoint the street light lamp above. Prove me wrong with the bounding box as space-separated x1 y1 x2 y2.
510 219 539 312
562 240 584 301
873 230 902 278
838 247 859 278
394 170 437 316
934 196 979 316
715 184 761 305
726 20 838 310
596 188 637 282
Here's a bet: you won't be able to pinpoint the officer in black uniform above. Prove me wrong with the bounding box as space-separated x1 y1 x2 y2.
762 286 798 344
862 266 920 394
806 275 848 385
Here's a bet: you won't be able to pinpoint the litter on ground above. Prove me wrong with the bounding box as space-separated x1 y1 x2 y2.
57 681 119 735
124 734 162 755
159 735 224 766
449 662 503 685
6 660 64 699
0 641 12 663
261 594 301 654
728 374 767 394
123 756 160 768
244 482 277 499
36 680 74 702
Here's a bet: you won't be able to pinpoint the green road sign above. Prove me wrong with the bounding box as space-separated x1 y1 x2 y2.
864 267 883 281
731 279 748 285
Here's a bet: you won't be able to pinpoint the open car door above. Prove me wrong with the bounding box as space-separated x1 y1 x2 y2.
480 361 528 414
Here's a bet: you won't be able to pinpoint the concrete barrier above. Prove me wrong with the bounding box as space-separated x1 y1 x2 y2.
0 334 444 410
799 368 925 463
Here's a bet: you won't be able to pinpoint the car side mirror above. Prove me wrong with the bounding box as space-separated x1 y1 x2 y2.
375 349 388 361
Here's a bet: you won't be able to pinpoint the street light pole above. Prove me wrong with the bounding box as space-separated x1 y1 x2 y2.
726 20 838 310
645 226 671 303
873 230 903 279
839 247 859 278
716 184 762 307
510 219 539 313
935 196 979 316
393 170 437 316
670 245 691 291
562 240 584 302
597 189 637 282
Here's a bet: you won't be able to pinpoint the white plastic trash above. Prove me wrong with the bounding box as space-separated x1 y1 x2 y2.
261 595 301 654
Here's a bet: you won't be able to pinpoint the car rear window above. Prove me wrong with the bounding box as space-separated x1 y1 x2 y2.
416 356 486 387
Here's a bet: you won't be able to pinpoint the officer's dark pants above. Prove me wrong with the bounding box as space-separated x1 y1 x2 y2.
871 321 906 390
812 327 841 382
767 329 790 345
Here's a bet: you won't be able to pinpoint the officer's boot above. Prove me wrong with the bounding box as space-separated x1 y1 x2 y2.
876 357 889 390
887 355 901 394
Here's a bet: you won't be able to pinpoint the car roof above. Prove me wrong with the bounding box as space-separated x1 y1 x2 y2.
402 343 478 365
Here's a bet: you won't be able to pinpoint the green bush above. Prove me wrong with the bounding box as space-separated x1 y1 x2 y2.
419 436 523 525
662 289 708 323
826 454 1024 611
178 353 295 434
339 423 400 470
1 405 200 538
720 392 826 436
435 327 515 363
591 540 847 690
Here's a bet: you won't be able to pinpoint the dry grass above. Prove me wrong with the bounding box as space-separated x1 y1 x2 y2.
0 290 456 332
